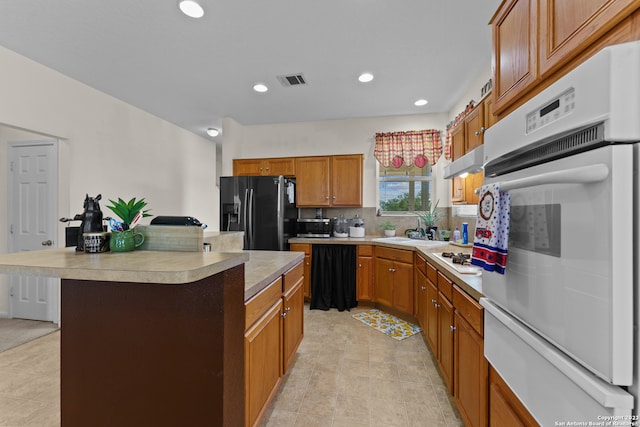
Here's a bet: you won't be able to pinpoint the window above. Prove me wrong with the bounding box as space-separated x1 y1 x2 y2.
378 162 433 213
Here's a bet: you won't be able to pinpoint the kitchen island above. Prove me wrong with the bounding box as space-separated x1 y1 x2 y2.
0 248 254 427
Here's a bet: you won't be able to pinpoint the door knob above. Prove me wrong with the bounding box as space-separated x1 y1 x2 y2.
281 312 288 318
41 240 53 246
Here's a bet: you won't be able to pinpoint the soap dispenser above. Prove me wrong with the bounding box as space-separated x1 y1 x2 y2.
453 226 460 243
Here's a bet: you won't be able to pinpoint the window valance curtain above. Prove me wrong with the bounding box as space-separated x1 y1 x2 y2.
374 129 443 168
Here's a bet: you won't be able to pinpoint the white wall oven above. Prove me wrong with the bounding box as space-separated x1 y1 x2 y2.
480 41 640 425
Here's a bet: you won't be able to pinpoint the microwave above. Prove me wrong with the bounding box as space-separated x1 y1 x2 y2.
296 218 331 238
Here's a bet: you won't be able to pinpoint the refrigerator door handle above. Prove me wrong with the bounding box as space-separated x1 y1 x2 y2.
248 188 254 248
243 188 249 248
277 178 283 250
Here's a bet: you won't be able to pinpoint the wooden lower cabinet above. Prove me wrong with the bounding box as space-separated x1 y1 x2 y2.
455 311 488 427
244 299 282 427
357 245 374 301
489 366 539 427
283 278 304 372
374 247 414 315
244 261 304 427
289 243 311 298
437 291 455 393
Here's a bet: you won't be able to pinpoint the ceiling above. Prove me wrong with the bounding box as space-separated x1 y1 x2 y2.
0 0 501 140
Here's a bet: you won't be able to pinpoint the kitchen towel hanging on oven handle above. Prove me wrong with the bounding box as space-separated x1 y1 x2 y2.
471 184 511 274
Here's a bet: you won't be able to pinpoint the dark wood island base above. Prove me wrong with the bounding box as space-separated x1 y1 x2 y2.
60 265 245 427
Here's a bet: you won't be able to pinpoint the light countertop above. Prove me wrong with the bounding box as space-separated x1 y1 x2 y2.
0 248 249 285
289 236 483 300
243 250 305 301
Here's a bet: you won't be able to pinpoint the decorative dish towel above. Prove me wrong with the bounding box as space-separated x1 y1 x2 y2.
471 183 511 274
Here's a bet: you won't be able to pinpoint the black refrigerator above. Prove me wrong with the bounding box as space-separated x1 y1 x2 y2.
220 176 297 250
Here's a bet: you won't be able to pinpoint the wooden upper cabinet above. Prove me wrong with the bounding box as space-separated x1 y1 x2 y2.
331 154 363 207
295 156 332 206
539 0 640 77
464 102 485 152
233 158 295 176
451 122 465 162
491 0 538 115
295 154 363 207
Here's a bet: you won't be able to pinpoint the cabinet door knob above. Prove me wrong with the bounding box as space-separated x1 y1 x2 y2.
388 268 396 272
431 299 437 305
435 303 440 308
281 312 288 318
450 325 456 332
358 263 362 268
325 196 329 200
332 195 336 199
421 286 426 291
285 307 291 312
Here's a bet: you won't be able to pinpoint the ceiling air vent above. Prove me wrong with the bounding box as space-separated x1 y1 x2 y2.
277 73 307 87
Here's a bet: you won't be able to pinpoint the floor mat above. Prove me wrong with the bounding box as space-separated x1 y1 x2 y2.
352 309 422 340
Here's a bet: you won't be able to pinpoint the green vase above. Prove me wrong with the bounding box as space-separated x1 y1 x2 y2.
109 229 144 252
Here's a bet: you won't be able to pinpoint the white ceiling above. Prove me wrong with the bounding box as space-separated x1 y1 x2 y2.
0 0 501 140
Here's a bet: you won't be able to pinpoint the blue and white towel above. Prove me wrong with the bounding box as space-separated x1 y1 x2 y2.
471 183 511 274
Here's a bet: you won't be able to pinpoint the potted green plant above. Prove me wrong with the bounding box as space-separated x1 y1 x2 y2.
106 197 152 252
106 197 152 229
379 221 397 237
416 199 445 239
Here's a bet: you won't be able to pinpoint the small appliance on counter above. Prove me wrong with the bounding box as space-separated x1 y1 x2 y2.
296 218 332 238
333 216 349 237
150 216 207 229
349 215 365 238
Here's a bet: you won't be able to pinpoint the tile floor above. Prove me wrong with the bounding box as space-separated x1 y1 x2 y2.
260 304 463 426
0 304 462 427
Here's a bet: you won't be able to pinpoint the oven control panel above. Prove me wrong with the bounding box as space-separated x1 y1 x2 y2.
526 88 575 134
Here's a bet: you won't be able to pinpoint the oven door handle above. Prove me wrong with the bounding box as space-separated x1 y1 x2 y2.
477 164 609 193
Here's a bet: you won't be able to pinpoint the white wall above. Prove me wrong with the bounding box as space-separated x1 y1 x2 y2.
448 63 492 122
0 46 220 315
222 113 450 208
0 45 218 245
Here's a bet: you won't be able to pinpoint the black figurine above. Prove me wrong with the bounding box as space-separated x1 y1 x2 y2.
76 194 104 251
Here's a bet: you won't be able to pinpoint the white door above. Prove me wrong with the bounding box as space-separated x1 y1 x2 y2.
8 141 59 322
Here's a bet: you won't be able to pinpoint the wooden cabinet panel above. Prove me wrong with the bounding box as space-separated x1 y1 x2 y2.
465 172 484 206
438 292 455 393
451 122 465 162
492 0 538 115
437 271 453 302
245 277 282 329
392 261 414 315
267 158 295 176
234 159 264 176
374 248 414 315
374 257 394 307
283 278 304 372
539 0 640 77
484 95 496 129
415 268 428 331
489 366 540 427
455 311 488 427
244 299 283 427
331 154 363 207
233 158 295 176
289 244 311 298
425 278 439 352
453 285 484 336
357 246 374 302
295 156 332 206
464 102 485 152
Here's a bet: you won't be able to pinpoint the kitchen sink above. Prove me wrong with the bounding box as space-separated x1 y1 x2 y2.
371 237 448 248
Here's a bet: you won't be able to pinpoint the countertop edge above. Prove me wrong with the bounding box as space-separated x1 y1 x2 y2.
244 251 305 301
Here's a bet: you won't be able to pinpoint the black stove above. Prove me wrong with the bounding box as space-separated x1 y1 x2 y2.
441 252 471 266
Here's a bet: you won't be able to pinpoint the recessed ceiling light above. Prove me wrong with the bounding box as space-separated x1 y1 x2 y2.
206 128 220 137
358 73 374 83
178 0 204 18
414 99 428 106
253 83 268 93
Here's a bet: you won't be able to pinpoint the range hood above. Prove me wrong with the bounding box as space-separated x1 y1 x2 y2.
444 145 484 179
